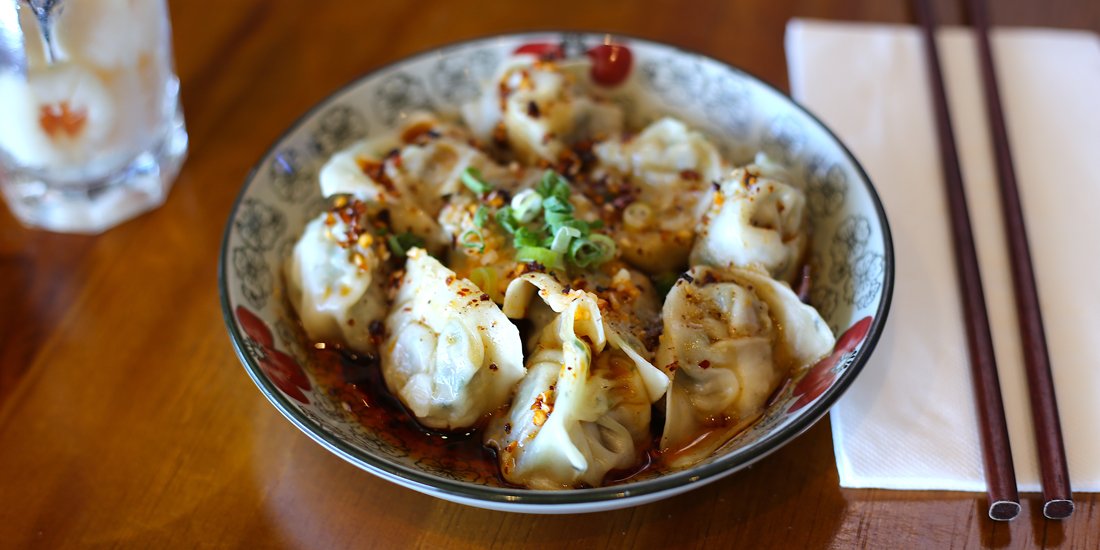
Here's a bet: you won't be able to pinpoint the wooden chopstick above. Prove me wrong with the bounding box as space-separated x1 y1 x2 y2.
964 0 1074 520
913 0 1020 522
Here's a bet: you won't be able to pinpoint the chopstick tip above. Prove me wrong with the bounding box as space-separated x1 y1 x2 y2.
988 500 1020 521
1043 499 1074 520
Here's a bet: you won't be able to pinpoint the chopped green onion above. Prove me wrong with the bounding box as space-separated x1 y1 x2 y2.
543 208 574 228
535 172 555 197
460 228 485 252
536 170 570 201
541 195 573 215
511 189 542 223
387 232 426 257
589 233 617 258
461 167 492 195
550 226 581 254
473 205 489 228
569 233 616 268
495 206 519 234
513 227 542 248
558 218 594 236
568 239 601 268
516 246 564 270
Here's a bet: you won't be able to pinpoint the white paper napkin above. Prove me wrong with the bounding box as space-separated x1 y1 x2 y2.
785 19 1100 492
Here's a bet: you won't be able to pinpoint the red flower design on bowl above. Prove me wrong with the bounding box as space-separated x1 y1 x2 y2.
236 306 311 404
790 316 873 411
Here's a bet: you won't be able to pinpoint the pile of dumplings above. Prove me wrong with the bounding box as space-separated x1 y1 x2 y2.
286 54 837 490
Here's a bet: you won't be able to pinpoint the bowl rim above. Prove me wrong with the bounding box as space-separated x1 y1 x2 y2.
218 29 895 508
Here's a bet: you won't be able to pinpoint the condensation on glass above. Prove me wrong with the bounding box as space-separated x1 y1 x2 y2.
0 0 187 233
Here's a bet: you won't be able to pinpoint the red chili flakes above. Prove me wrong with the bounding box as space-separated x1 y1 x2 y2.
479 293 491 302
445 275 455 285
664 360 679 372
489 363 499 371
680 169 701 181
699 360 711 369
526 101 541 118
530 390 555 427
356 157 397 194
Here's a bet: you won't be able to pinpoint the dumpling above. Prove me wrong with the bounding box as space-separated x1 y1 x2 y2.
462 55 623 164
502 271 668 402
691 165 809 284
285 200 391 355
592 118 725 273
381 248 525 430
657 266 834 467
485 287 657 489
318 113 516 252
565 261 663 373
436 192 522 303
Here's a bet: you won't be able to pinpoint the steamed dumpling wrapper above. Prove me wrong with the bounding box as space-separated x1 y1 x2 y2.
285 203 391 355
485 290 657 489
318 113 516 252
657 266 834 467
691 166 809 284
502 271 668 402
592 118 725 273
462 55 623 165
382 248 525 430
574 262 663 358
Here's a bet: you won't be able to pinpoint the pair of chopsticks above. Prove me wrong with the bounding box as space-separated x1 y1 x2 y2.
914 0 1074 521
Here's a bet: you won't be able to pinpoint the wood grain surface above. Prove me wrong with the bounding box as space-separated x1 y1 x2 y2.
1 1 1098 548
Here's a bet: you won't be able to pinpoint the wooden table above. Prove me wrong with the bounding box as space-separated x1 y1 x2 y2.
2 1 1097 547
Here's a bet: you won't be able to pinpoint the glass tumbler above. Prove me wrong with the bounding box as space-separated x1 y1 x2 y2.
0 0 188 233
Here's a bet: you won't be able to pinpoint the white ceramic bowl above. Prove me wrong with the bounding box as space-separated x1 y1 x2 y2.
219 32 894 513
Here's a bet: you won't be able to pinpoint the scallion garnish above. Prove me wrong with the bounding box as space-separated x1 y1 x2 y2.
473 205 489 228
510 189 542 223
495 206 519 234
460 228 486 253
516 246 564 270
387 232 426 257
536 170 570 201
470 169 617 271
461 167 493 195
513 227 542 248
550 226 581 254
